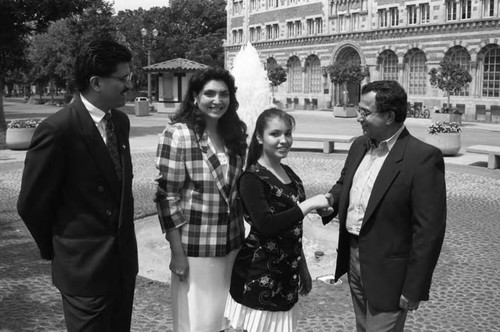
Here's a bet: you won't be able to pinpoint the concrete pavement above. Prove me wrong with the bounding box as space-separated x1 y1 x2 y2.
1 101 500 331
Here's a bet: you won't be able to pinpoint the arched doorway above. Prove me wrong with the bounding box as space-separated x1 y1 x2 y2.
335 47 362 106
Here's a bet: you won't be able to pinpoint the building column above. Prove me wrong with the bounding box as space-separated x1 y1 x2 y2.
397 63 405 87
469 60 478 98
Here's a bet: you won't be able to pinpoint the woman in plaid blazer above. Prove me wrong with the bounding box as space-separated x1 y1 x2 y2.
155 68 248 332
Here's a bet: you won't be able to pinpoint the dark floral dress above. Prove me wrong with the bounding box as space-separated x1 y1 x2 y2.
229 163 306 312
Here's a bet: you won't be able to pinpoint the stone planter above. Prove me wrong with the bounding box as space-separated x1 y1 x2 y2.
425 133 461 156
6 127 36 150
333 106 357 118
431 112 462 125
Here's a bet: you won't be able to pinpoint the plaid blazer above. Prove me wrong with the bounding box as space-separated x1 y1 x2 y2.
155 123 245 257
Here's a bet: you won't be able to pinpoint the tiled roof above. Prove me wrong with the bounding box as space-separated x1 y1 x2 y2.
143 58 209 72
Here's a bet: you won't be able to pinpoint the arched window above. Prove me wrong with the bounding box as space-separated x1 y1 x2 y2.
480 44 500 97
304 55 322 93
379 50 398 81
335 47 362 105
287 56 302 93
444 46 471 96
405 49 427 95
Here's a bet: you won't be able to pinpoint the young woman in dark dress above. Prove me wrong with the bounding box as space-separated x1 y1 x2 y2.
225 108 332 332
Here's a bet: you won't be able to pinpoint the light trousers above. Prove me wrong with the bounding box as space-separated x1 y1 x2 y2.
348 237 407 332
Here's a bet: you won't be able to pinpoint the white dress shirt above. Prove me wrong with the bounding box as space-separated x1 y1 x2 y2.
80 94 109 144
346 125 405 236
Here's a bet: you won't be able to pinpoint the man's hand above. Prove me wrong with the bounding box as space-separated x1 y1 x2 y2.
399 294 420 311
317 193 334 216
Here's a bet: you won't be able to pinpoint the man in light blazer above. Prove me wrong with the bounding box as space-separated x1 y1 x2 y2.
17 39 138 331
322 80 446 331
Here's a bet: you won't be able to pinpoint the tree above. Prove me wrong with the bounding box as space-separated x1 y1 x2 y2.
114 0 227 92
267 64 287 98
28 20 72 104
185 30 226 68
27 0 116 103
0 0 94 147
325 61 366 106
429 59 472 111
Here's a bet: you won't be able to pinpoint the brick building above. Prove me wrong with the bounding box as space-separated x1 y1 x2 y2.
224 0 500 121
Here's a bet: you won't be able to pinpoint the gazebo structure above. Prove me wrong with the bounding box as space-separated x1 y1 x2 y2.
143 58 209 113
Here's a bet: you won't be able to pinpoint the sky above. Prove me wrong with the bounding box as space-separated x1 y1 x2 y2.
111 0 170 13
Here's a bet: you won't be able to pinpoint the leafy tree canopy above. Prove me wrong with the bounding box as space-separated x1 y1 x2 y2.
429 59 472 96
0 0 97 143
114 0 227 86
267 64 287 87
326 61 366 85
0 0 94 74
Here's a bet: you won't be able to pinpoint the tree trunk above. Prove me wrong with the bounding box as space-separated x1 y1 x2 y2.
0 77 7 149
342 83 348 106
50 80 55 105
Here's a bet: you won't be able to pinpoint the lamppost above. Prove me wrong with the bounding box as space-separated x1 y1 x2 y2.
141 27 158 102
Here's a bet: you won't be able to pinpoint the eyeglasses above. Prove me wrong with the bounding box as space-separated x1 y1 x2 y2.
356 107 376 118
98 73 134 85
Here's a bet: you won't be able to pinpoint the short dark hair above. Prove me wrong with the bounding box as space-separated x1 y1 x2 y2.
361 80 407 123
171 67 247 157
74 39 132 93
246 108 295 170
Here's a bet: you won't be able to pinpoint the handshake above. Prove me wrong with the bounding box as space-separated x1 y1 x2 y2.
317 192 334 217
299 192 334 217
302 192 334 217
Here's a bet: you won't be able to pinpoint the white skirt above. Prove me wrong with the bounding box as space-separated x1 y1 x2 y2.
171 250 238 332
224 295 298 332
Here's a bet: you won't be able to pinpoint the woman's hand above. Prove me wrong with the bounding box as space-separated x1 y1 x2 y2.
166 228 189 281
317 193 334 216
299 193 333 215
299 265 312 296
170 252 189 282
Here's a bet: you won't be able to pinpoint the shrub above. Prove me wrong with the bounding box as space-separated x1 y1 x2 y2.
7 119 42 129
427 121 462 135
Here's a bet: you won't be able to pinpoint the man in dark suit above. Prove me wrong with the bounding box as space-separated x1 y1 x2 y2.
322 80 446 331
17 39 138 331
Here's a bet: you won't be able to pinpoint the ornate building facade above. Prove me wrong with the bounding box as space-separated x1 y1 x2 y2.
225 0 500 121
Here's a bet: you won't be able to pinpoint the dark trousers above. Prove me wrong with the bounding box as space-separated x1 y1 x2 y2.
348 236 407 332
61 276 136 332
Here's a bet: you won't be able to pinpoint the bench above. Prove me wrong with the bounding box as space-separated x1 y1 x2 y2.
293 133 357 153
466 145 500 169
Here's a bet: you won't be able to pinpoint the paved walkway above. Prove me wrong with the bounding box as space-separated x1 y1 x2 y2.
1 101 500 331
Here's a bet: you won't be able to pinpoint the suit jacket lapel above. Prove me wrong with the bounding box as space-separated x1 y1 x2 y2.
198 133 230 203
74 98 121 201
345 140 369 191
340 138 370 218
227 154 243 202
362 128 409 225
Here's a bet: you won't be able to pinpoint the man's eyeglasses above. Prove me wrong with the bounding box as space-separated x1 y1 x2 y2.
98 73 134 85
356 107 376 118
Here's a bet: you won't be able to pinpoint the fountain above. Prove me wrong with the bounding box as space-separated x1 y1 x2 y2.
231 42 273 140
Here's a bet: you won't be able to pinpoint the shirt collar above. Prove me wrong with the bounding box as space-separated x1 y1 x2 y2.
80 93 108 124
369 124 405 152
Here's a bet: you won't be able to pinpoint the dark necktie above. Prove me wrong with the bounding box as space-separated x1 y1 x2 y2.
104 112 122 180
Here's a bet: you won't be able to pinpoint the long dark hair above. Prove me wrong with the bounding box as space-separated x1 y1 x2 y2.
246 108 296 171
171 67 247 157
